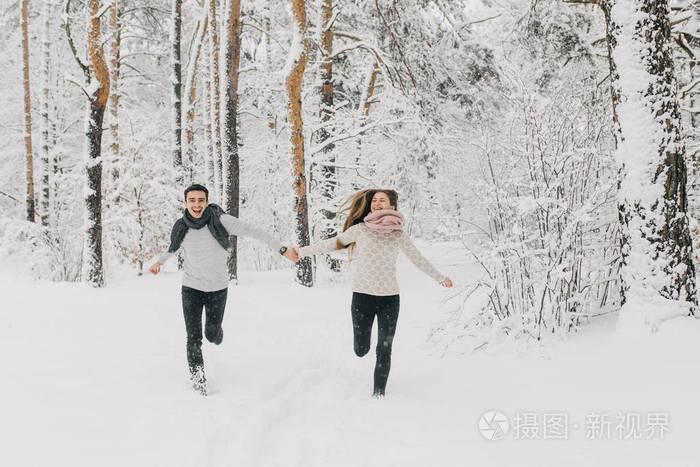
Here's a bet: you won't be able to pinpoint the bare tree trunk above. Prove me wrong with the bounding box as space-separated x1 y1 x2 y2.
39 0 51 226
21 0 35 222
611 0 696 311
223 0 242 280
208 0 223 201
172 0 183 186
287 0 313 286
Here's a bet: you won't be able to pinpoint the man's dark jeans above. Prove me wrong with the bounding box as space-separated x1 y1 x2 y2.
181 286 228 369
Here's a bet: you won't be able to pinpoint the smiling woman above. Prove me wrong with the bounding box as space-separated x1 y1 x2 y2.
294 189 453 398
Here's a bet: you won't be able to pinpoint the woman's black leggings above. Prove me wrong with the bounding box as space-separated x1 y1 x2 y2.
351 292 400 395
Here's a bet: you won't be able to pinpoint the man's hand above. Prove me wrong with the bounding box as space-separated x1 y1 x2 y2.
283 246 299 263
441 277 453 288
148 262 161 275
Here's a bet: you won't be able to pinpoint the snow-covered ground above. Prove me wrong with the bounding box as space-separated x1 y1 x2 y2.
1 243 699 467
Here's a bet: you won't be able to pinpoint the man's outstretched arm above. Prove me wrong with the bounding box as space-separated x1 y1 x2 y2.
220 214 297 262
149 250 176 275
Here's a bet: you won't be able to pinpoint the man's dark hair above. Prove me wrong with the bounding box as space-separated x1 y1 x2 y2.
184 184 209 200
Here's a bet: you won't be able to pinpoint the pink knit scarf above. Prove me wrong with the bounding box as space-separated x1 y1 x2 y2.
363 209 404 232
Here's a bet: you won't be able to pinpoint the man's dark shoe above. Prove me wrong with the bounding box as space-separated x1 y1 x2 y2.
189 365 207 396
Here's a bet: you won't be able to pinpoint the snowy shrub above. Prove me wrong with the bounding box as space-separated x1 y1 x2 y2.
431 71 621 351
0 220 81 281
103 119 178 275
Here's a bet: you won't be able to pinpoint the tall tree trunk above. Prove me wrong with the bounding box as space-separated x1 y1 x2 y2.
361 61 380 118
223 0 242 280
352 60 380 190
203 53 215 188
610 0 696 312
82 0 111 287
171 0 183 186
208 0 223 201
597 1 620 131
316 0 341 272
39 0 51 226
51 70 62 224
184 11 208 184
21 0 35 222
287 0 313 286
109 0 122 202
264 6 281 235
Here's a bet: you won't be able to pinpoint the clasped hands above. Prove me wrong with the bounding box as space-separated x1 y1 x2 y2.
282 246 301 263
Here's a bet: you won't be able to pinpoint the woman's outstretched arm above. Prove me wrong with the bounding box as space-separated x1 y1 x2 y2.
298 224 360 257
398 233 452 286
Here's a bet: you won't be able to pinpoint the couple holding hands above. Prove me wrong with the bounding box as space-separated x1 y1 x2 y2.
150 183 453 397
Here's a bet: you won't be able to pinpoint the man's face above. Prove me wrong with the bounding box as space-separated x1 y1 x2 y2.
185 190 208 218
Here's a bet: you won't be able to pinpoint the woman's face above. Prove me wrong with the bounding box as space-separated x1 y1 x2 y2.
371 191 393 212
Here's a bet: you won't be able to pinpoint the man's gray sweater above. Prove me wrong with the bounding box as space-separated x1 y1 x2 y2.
158 214 283 292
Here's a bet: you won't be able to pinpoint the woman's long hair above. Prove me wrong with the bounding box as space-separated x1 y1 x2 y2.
335 189 399 252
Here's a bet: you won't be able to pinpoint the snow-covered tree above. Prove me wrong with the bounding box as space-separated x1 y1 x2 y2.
63 0 111 287
610 0 696 313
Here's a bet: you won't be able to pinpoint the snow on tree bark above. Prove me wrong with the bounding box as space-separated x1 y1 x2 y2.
171 0 183 186
314 0 341 272
108 0 121 207
39 0 51 227
203 51 215 189
81 0 111 287
611 0 696 312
